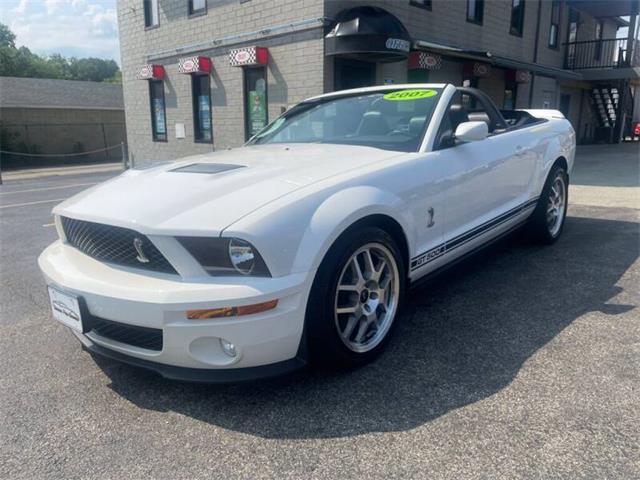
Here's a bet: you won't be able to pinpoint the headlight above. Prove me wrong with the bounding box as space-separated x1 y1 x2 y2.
177 237 271 277
228 238 255 275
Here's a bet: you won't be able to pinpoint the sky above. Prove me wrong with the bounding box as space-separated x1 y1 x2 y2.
0 0 120 64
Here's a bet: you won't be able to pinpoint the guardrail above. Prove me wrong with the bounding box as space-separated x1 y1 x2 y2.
565 38 639 70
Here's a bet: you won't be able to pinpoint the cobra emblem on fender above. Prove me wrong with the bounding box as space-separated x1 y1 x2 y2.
133 237 150 264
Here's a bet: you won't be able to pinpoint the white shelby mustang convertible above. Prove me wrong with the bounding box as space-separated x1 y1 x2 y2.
39 84 575 382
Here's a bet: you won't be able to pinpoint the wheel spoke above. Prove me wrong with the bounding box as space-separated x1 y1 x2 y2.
336 305 358 315
379 272 391 291
341 316 358 340
351 257 365 283
362 249 375 279
373 259 387 282
354 318 371 343
338 284 359 292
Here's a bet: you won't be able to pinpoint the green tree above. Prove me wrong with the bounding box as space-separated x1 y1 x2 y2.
0 23 16 48
0 23 121 83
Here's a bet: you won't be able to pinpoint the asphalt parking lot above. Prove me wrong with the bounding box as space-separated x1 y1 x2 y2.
1 146 639 479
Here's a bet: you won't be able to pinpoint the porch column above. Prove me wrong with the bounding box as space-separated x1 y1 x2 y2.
627 13 637 64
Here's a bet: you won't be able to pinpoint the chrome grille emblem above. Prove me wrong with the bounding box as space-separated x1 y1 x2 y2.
133 237 150 263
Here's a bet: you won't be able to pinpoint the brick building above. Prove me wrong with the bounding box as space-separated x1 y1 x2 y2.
116 0 639 162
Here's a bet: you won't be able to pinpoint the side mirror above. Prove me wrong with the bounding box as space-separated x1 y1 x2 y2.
454 121 489 142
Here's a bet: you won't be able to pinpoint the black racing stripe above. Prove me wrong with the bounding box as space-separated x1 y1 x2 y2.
447 197 538 247
410 242 446 270
410 197 539 272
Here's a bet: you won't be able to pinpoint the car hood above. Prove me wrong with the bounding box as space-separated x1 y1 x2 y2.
54 144 402 235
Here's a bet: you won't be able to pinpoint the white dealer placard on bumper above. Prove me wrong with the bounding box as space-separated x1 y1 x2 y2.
48 287 83 333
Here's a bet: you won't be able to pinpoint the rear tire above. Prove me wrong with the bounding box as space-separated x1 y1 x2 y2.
305 226 406 368
526 163 569 244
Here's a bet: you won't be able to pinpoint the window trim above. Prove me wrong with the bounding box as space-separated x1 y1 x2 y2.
149 80 167 142
188 0 207 17
143 0 160 29
409 0 432 11
466 0 484 25
509 0 526 37
548 0 561 49
191 74 213 144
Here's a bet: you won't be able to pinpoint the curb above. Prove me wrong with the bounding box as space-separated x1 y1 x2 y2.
2 163 124 181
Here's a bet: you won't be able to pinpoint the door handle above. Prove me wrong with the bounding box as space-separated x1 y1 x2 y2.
515 146 526 156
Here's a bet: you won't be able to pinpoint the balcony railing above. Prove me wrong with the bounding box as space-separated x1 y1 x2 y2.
564 38 639 70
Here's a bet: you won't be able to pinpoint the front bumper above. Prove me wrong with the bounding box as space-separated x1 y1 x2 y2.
39 241 313 376
77 332 306 383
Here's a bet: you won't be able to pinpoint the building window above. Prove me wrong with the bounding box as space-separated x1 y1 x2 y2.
565 8 580 66
149 80 167 142
567 8 579 43
510 0 525 36
466 0 484 24
143 0 159 28
548 0 561 48
594 19 603 60
244 67 268 140
189 0 207 16
410 0 432 10
192 75 213 143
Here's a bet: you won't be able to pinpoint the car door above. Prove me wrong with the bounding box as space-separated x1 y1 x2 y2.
435 97 535 263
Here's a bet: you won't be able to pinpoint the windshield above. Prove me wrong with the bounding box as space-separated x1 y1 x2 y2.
248 88 443 152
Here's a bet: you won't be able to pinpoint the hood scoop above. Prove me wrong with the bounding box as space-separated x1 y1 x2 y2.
170 163 245 174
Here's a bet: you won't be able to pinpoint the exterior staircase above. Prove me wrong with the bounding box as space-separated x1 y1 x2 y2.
588 82 634 143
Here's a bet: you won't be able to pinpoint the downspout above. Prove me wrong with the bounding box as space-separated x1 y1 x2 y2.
527 0 543 108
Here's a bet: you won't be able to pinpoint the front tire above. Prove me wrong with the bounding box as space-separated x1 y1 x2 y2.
527 163 569 244
305 226 406 368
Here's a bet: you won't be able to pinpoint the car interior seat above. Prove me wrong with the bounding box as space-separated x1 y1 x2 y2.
467 111 491 129
449 104 469 131
434 104 469 149
409 116 427 137
357 111 390 136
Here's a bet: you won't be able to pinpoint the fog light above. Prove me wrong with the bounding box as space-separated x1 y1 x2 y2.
220 338 237 358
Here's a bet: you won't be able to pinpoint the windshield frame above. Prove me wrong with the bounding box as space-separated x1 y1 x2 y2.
245 85 447 153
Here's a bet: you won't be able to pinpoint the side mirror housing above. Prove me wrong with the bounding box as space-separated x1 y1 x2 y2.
454 121 489 142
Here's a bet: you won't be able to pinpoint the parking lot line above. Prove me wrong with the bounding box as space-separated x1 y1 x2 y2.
0 182 97 195
0 198 66 209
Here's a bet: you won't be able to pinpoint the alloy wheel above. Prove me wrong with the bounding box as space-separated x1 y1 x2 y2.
334 243 400 353
546 171 566 237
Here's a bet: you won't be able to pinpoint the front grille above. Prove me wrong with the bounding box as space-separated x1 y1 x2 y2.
89 317 163 351
61 217 177 274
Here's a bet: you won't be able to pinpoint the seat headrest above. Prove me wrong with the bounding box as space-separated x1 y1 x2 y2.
357 111 389 136
468 112 491 126
409 116 427 137
449 104 469 126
